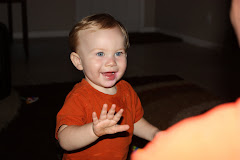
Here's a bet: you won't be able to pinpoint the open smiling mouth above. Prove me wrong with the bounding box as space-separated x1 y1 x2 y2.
102 72 116 80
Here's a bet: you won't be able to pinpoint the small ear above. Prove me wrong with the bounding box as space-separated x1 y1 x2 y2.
70 52 83 70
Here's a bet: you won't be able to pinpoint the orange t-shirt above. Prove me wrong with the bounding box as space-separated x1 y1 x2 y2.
56 79 144 160
132 98 240 160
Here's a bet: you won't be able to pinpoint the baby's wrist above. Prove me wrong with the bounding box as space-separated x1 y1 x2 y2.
92 124 100 138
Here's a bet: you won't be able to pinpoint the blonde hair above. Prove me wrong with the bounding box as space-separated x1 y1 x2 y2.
69 13 130 52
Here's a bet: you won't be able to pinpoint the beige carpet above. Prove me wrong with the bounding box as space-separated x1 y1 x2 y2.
129 79 226 155
134 80 225 130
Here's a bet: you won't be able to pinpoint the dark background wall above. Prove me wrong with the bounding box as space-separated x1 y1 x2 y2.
0 0 237 48
155 0 236 47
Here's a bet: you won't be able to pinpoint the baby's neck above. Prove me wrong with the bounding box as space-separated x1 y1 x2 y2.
84 78 118 95
99 86 117 95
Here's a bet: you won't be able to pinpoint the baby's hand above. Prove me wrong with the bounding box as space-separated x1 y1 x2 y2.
92 104 130 137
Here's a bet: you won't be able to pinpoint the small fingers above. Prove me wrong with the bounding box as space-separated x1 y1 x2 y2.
98 104 124 124
113 108 124 122
99 104 108 120
92 112 98 125
114 124 130 133
107 104 116 119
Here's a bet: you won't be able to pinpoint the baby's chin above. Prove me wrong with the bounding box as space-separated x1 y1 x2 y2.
101 75 121 86
101 80 118 89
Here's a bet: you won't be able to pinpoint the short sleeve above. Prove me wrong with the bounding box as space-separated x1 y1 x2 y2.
55 93 87 139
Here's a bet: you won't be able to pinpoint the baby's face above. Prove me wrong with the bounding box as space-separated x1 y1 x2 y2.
77 27 127 93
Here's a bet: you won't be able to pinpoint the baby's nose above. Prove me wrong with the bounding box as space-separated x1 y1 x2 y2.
105 57 117 67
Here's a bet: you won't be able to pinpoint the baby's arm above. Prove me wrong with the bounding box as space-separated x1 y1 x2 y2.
134 118 160 141
58 104 129 151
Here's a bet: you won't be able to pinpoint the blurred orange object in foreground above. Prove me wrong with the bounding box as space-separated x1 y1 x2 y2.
132 98 240 160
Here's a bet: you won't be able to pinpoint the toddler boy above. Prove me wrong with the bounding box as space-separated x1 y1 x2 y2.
55 13 160 160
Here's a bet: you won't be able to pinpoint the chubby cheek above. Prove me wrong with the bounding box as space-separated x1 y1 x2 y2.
92 59 103 69
83 59 102 75
118 58 127 72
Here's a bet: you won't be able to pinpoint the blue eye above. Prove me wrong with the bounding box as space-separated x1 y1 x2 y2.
115 52 122 56
96 52 104 56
